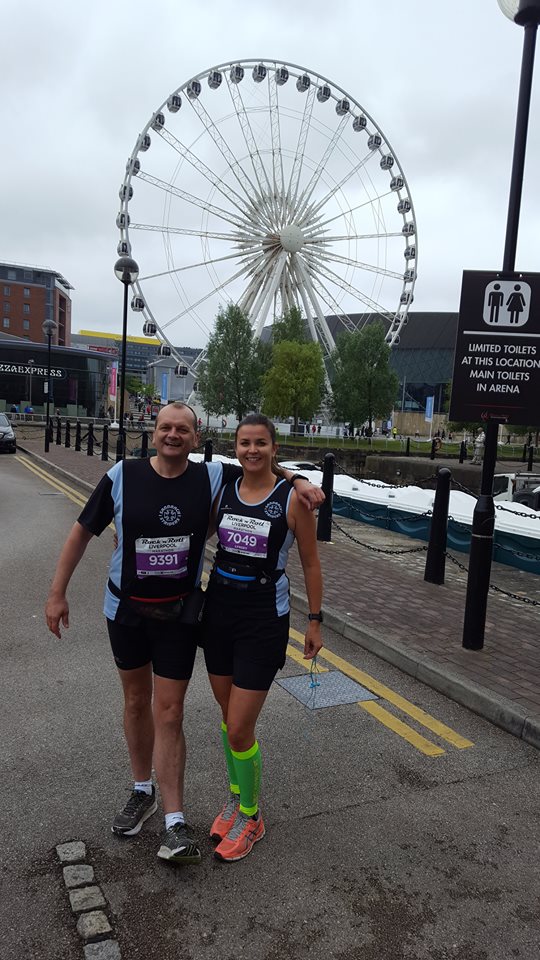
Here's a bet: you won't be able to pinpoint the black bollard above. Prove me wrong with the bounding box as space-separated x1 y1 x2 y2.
48 420 54 445
141 431 149 458
75 421 82 451
430 438 436 460
424 468 452 585
459 441 466 464
64 421 71 449
101 424 109 462
204 438 213 462
55 416 62 445
527 445 534 472
87 423 94 457
405 437 410 457
522 442 528 463
317 452 335 542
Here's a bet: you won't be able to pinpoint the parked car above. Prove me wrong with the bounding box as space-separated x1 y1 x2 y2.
493 472 540 511
0 413 16 453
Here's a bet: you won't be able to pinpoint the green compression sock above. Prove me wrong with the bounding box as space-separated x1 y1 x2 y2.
221 721 240 796
231 741 262 816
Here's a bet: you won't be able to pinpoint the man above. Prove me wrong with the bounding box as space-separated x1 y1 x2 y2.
45 402 322 865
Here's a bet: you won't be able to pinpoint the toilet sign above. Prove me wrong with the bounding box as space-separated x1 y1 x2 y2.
449 270 540 425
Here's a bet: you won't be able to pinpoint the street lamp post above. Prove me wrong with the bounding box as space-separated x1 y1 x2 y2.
462 0 540 649
114 256 139 461
42 319 57 453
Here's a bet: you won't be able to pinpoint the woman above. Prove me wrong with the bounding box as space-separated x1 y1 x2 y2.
202 414 323 863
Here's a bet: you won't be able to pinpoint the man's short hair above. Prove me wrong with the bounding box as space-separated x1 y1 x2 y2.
155 401 198 431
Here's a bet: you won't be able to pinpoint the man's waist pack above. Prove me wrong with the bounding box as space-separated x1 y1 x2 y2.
107 579 205 624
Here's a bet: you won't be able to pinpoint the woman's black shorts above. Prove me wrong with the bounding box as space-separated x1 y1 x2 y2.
106 615 198 681
201 587 289 691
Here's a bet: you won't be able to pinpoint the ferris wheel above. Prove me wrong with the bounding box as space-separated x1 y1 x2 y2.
117 58 417 372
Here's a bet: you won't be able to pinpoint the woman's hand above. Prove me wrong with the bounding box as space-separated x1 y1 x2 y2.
303 622 323 660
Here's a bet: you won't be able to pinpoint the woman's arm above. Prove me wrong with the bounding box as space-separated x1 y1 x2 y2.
288 493 323 660
45 522 94 638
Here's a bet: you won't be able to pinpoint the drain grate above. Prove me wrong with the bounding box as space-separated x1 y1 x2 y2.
276 670 378 710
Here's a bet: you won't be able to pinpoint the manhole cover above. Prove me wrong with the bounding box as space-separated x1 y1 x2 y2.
276 671 378 710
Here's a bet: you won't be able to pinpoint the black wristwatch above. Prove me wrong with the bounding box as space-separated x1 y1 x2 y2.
290 473 309 483
308 611 323 623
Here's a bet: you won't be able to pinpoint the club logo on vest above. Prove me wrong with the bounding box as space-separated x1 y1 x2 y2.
159 504 181 526
264 501 283 518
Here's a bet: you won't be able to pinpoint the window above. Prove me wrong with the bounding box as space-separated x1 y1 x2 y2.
23 319 30 330
23 269 32 281
3 286 10 296
3 302 10 313
23 304 30 314
7 270 16 280
23 287 30 297
2 318 10 328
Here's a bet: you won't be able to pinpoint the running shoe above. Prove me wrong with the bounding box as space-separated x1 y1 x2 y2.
157 822 202 864
214 811 265 862
210 794 239 842
112 787 157 836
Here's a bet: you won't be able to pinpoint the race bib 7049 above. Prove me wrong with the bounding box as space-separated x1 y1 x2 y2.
218 514 270 558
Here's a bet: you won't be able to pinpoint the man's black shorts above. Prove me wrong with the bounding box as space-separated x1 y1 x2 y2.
106 616 198 681
201 589 289 691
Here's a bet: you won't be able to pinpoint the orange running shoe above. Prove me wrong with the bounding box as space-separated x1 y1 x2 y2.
214 811 265 862
210 794 239 842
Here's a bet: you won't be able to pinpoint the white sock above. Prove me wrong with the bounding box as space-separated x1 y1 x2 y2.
134 780 153 796
165 811 185 830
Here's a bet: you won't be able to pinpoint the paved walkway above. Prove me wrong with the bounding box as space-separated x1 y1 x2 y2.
19 437 540 750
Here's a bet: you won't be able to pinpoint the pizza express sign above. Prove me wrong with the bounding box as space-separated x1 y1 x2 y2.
449 270 540 426
0 362 66 379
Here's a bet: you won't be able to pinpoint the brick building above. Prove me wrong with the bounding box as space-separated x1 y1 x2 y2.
0 261 73 346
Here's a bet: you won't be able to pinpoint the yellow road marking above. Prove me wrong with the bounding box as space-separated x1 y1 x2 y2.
289 627 473 750
15 455 88 508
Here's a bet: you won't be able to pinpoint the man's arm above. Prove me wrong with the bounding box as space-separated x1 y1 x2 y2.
45 522 94 639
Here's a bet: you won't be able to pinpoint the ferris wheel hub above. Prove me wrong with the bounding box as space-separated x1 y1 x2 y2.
279 224 305 253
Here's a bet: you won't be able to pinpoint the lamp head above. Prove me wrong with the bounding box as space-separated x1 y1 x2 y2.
497 0 540 24
114 256 139 284
42 318 57 338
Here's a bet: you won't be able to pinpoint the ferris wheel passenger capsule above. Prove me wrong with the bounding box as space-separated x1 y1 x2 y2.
336 98 350 115
296 74 310 92
117 240 131 256
139 134 151 152
119 184 133 201
404 245 416 260
230 64 244 83
402 222 415 236
317 84 331 102
143 320 157 336
352 115 367 131
187 80 201 99
151 113 165 131
380 154 394 169
158 344 171 357
390 176 404 191
167 94 182 112
403 269 415 282
397 198 411 213
174 364 188 376
367 134 382 149
275 66 289 85
131 296 145 311
126 157 140 175
116 212 130 228
400 292 413 305
252 64 266 82
208 70 222 89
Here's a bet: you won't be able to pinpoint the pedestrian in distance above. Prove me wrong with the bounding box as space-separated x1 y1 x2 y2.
202 413 324 863
45 402 323 865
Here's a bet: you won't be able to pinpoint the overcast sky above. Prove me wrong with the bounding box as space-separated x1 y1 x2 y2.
2 0 539 348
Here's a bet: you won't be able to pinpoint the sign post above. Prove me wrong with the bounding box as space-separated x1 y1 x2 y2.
450 269 540 649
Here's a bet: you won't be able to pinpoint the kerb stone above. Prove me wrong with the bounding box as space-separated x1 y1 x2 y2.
63 864 95 888
84 941 122 960
56 841 87 863
76 911 112 940
69 886 106 913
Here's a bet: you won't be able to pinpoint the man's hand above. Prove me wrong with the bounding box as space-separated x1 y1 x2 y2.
294 479 325 512
45 595 69 639
303 622 323 660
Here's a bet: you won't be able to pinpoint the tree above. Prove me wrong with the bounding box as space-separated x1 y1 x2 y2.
262 340 326 434
272 305 307 345
330 323 398 433
197 304 270 422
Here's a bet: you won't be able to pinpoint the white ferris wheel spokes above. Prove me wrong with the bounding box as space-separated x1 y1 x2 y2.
117 59 417 373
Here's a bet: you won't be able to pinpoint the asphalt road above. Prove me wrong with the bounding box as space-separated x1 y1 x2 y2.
1 454 539 960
